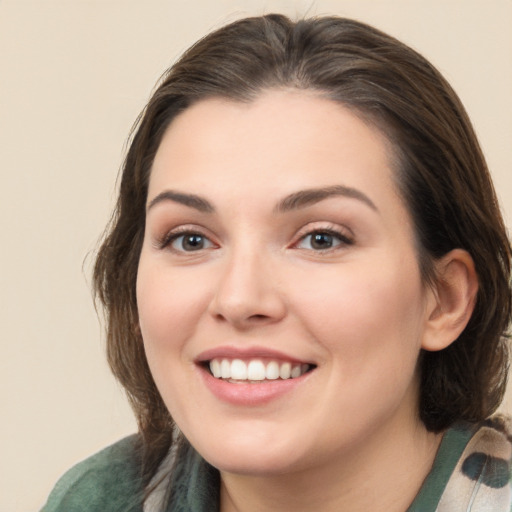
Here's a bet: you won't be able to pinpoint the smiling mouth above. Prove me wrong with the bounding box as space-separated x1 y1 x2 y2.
205 358 316 383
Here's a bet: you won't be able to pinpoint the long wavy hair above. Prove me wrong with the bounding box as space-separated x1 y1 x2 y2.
93 14 511 486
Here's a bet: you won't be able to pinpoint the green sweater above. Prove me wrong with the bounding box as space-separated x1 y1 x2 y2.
42 420 512 511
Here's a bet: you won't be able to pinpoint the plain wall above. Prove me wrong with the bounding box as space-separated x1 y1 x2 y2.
1 1 511 510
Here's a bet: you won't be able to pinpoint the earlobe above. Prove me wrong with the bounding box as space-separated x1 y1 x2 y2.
421 249 478 352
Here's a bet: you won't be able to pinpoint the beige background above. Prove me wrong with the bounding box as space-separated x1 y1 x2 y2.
1 1 511 510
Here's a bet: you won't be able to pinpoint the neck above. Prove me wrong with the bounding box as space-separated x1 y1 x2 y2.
219 413 443 512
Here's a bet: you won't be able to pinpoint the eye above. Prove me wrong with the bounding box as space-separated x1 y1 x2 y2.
168 232 214 252
296 230 352 251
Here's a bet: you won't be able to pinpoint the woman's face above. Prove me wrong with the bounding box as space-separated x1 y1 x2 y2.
137 90 434 475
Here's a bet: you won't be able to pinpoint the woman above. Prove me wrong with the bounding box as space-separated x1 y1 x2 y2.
43 14 512 512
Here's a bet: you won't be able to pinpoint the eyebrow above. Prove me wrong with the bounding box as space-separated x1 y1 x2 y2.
147 190 214 213
146 185 377 214
274 185 378 213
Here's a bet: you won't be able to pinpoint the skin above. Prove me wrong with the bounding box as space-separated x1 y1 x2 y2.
136 90 477 511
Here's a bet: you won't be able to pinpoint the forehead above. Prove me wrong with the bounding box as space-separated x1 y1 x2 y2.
149 90 400 213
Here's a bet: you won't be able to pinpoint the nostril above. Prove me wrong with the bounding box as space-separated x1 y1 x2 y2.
209 287 287 327
250 314 269 321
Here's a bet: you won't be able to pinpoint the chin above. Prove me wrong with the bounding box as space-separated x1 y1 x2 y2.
207 452 302 477
189 430 308 476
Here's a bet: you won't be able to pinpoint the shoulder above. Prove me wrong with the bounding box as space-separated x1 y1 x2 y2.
41 435 144 512
436 417 512 511
409 417 512 511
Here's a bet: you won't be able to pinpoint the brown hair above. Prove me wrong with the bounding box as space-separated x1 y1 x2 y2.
93 14 511 483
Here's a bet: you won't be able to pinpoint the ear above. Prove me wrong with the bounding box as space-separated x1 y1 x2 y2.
421 249 478 352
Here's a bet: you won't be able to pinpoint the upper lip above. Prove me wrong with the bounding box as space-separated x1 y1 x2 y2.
195 346 314 365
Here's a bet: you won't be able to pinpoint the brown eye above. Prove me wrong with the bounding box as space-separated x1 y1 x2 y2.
310 233 335 249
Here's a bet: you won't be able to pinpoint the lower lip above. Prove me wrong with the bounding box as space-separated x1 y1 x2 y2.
198 366 310 406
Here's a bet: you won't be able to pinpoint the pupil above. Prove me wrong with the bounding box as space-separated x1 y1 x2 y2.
312 233 333 249
183 235 204 250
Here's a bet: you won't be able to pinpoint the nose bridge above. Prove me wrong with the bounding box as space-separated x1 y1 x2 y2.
210 238 285 326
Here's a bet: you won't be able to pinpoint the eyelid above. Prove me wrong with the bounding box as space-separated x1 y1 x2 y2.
292 223 354 251
154 225 218 252
153 222 353 253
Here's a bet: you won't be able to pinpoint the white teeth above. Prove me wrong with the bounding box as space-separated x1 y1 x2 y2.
208 358 311 381
210 359 221 378
265 361 280 380
230 359 247 380
220 359 231 379
279 362 291 379
247 360 266 380
290 365 302 379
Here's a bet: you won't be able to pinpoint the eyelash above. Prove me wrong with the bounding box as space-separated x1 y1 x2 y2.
156 224 354 254
294 225 354 253
156 226 215 253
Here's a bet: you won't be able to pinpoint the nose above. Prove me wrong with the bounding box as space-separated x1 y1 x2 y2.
208 247 287 329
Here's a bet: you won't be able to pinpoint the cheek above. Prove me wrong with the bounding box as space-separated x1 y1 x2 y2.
291 258 426 372
136 256 210 358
